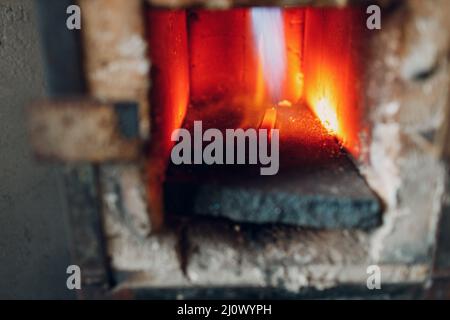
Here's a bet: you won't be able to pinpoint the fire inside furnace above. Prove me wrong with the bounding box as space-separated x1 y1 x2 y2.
146 6 379 229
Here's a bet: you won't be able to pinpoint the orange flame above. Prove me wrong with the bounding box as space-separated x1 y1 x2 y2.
260 107 277 132
313 97 339 134
303 7 364 156
148 7 364 161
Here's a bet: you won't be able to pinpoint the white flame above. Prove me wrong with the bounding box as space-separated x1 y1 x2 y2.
251 8 286 103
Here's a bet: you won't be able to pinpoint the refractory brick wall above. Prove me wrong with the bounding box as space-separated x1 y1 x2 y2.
361 0 450 263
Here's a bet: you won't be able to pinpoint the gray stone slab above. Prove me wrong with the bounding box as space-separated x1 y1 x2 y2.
165 155 381 229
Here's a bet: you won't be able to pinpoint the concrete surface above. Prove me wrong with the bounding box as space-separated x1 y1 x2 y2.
0 0 74 299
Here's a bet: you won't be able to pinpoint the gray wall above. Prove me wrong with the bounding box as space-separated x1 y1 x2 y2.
0 0 74 299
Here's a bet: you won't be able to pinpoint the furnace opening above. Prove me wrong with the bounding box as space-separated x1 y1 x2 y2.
146 6 380 229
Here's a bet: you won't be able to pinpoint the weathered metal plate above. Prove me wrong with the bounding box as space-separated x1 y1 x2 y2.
28 99 141 163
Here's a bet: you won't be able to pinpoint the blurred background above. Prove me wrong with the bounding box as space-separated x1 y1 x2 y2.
0 0 73 299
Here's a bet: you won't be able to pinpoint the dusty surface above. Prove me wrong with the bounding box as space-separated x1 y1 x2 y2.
0 0 73 299
105 212 429 293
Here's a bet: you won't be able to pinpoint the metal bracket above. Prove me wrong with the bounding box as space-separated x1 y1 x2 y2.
28 99 142 163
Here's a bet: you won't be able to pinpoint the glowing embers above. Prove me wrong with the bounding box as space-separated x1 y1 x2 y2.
180 101 339 171
313 97 339 134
